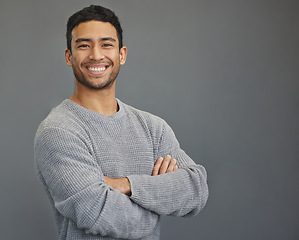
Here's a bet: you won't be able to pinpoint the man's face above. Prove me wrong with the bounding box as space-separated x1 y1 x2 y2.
65 21 127 90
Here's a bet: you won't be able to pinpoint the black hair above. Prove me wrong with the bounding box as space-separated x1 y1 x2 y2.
66 5 123 52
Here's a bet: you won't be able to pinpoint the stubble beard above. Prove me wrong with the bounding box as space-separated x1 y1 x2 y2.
72 63 120 90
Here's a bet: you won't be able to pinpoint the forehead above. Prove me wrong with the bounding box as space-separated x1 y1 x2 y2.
72 20 118 41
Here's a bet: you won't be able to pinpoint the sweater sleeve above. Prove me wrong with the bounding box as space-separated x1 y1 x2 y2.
34 126 158 239
127 121 208 217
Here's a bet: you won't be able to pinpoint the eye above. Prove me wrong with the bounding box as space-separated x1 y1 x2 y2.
78 44 89 49
103 43 113 48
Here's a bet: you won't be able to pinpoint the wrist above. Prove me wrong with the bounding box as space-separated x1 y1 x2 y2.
121 177 131 196
104 176 131 196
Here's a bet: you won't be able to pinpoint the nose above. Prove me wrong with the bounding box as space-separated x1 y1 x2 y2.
89 45 104 60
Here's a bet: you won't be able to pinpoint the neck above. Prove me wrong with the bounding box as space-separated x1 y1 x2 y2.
70 82 118 116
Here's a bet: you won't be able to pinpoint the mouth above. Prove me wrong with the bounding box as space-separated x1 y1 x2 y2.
87 66 106 72
85 63 110 76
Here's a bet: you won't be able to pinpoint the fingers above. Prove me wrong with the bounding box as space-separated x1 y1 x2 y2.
152 155 178 176
159 155 172 175
166 158 177 173
152 157 164 176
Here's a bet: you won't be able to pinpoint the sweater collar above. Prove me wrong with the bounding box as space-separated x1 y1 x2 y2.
62 98 126 121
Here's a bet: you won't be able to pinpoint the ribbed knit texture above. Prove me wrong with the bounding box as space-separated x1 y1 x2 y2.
34 99 208 240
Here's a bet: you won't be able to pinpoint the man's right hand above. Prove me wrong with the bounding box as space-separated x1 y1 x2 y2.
152 155 178 176
105 155 178 194
104 176 132 196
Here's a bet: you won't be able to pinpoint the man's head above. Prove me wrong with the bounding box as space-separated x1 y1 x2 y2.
66 5 123 52
65 5 127 91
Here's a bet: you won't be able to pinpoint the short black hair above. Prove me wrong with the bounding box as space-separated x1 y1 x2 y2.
66 5 123 52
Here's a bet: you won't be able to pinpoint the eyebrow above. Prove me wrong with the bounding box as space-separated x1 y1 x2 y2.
75 37 117 43
101 37 117 42
75 38 91 43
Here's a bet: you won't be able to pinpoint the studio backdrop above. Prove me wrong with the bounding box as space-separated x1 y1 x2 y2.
0 0 298 239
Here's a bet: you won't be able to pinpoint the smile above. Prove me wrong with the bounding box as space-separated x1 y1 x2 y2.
87 66 107 72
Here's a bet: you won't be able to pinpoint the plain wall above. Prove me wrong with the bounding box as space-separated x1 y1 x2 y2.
0 0 298 239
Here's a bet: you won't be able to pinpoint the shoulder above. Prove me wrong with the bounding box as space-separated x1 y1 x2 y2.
119 100 173 139
120 101 180 153
121 101 167 127
37 100 78 130
34 100 87 144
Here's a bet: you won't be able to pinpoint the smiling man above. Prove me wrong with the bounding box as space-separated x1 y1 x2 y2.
34 5 208 240
66 21 126 92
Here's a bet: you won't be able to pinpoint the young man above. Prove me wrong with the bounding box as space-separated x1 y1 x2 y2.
34 5 208 240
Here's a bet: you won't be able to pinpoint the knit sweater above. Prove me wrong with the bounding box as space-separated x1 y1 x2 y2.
34 99 208 240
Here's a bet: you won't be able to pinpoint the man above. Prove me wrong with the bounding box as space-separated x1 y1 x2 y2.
34 5 208 240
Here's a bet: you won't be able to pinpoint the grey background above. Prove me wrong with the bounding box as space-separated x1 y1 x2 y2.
0 0 298 239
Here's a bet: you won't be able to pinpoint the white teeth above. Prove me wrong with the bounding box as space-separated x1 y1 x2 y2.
88 67 106 72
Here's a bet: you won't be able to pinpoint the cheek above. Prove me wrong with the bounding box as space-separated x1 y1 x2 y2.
72 51 89 64
104 50 121 62
72 57 84 69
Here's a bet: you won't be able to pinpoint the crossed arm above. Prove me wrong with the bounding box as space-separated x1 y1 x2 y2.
104 155 178 196
35 123 208 238
35 127 161 239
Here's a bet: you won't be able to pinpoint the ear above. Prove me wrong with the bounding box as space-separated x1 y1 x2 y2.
65 49 72 66
119 46 127 65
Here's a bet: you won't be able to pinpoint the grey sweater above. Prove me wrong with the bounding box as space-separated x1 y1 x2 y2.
34 99 208 240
